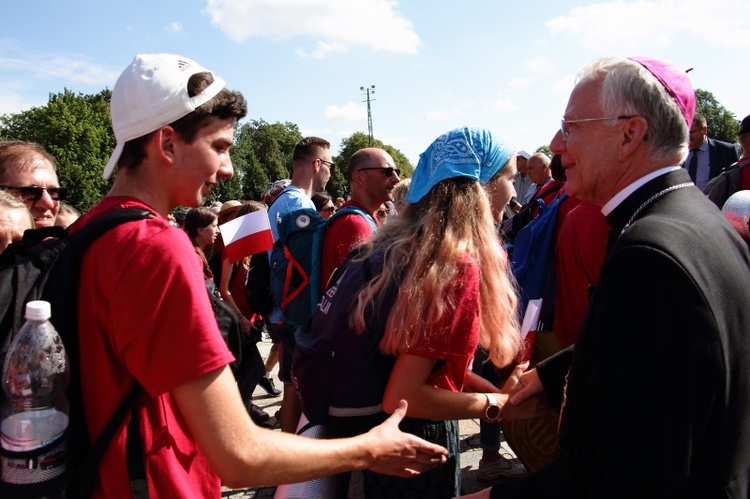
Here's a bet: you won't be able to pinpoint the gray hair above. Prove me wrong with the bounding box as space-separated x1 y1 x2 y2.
0 190 34 228
578 57 689 164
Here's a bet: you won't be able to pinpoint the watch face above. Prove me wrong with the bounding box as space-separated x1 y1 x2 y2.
486 404 501 420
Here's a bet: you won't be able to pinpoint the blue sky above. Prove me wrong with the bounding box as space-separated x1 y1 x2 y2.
1 0 747 165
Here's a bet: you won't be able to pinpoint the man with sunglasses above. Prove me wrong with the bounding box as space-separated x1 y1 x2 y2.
0 141 66 229
320 147 400 291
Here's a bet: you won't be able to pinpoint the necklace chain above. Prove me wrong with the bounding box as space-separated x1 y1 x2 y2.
621 182 693 234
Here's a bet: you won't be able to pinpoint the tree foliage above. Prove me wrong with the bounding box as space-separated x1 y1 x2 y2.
0 89 114 212
695 89 740 143
0 89 417 211
535 145 552 158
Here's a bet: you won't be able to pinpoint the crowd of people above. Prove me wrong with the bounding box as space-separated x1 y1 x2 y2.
0 50 749 499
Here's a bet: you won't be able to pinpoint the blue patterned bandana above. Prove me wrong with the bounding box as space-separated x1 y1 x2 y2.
406 127 512 203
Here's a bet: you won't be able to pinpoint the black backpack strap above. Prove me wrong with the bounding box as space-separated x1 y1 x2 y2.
74 383 144 497
67 208 154 255
69 208 153 498
127 398 149 498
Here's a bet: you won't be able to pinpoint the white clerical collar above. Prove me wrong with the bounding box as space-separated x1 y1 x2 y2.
601 166 681 216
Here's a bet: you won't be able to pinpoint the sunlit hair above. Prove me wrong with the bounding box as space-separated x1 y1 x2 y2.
392 178 411 203
578 57 689 164
0 141 57 182
185 206 217 245
0 190 34 229
349 175 522 369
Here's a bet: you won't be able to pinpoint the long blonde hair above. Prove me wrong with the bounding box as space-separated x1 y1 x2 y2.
349 176 522 369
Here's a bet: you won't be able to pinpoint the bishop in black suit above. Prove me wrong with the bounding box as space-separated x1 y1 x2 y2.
471 57 750 499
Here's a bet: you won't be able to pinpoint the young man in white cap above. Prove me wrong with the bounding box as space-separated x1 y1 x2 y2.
72 53 446 497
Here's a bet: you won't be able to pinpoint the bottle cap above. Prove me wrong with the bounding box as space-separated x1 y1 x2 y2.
25 300 51 321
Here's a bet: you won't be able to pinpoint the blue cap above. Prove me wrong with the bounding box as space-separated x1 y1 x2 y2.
406 127 513 204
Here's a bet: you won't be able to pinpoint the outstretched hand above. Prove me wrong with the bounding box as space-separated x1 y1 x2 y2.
363 399 448 477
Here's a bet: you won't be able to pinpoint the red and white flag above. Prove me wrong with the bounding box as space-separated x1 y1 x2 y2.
220 209 274 263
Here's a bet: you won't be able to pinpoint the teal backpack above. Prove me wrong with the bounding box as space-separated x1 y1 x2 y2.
270 206 376 327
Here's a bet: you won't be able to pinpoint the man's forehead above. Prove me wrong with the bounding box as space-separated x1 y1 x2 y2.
566 79 602 115
0 157 57 184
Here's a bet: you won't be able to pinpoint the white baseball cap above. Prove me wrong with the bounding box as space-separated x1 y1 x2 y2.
517 150 531 160
104 53 226 180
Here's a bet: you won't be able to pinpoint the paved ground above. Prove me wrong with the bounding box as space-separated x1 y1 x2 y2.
221 337 526 498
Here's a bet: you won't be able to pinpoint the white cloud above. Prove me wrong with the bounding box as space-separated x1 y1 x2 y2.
492 98 516 113
296 41 348 59
0 87 41 116
551 74 575 94
0 48 119 86
547 0 750 51
325 101 366 121
165 22 184 33
425 109 455 120
507 77 530 89
203 0 420 58
526 57 555 74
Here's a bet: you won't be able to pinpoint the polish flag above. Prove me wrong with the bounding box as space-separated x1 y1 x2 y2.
220 209 274 263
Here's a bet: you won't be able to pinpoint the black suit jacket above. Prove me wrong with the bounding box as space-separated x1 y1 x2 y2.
683 138 739 181
492 169 750 498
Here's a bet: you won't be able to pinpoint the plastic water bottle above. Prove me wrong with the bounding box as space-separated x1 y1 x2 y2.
1 300 69 495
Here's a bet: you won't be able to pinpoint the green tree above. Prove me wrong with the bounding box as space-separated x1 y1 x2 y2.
0 89 114 212
225 120 302 202
695 89 740 143
331 132 414 199
535 145 552 158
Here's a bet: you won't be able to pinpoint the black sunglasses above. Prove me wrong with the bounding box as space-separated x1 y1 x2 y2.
357 167 401 178
318 159 336 169
0 184 68 202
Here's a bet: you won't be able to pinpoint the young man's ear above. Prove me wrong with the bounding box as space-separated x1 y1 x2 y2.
153 126 178 164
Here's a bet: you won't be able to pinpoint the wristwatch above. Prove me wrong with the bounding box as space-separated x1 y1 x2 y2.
483 393 502 422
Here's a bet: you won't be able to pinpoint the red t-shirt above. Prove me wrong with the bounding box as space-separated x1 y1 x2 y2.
320 200 378 291
72 196 234 498
553 201 609 348
406 257 480 392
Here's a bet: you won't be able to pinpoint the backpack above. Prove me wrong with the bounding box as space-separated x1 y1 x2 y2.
291 250 398 426
0 208 152 498
702 158 750 209
511 192 568 323
270 206 377 327
500 183 563 248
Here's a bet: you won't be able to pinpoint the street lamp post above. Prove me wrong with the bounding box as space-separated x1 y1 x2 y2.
360 85 375 146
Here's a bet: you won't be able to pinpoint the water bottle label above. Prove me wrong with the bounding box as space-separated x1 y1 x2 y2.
1 430 66 485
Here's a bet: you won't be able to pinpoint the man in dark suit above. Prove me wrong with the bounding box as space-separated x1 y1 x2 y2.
464 57 750 498
683 112 739 189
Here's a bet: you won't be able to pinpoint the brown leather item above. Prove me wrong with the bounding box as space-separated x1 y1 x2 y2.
501 406 561 474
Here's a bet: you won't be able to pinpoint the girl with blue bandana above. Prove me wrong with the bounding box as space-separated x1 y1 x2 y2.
344 127 528 497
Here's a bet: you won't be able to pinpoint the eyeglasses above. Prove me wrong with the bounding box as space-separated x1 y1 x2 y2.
318 159 336 169
0 184 68 202
560 116 634 140
321 206 335 213
357 167 401 178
